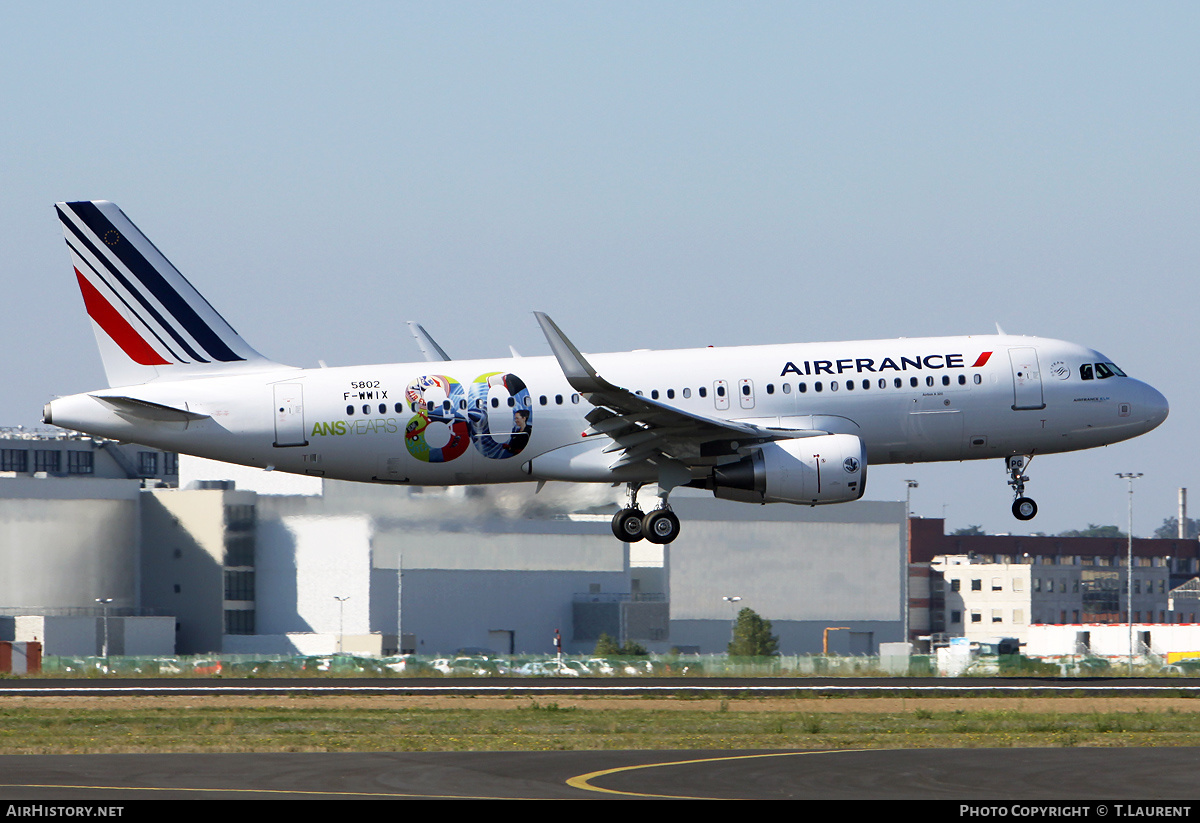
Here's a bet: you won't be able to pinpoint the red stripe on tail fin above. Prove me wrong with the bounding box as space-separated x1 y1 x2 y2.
75 269 170 366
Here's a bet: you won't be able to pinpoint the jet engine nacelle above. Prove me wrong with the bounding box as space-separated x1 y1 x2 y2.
710 434 867 505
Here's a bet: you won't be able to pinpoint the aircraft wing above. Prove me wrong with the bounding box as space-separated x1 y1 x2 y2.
535 312 824 469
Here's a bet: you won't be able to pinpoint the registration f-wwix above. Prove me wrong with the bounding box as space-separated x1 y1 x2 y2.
44 201 1169 543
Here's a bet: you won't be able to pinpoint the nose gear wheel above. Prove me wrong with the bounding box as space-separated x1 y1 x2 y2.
1006 455 1037 521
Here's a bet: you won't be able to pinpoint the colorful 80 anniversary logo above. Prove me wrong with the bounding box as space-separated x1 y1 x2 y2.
404 372 532 463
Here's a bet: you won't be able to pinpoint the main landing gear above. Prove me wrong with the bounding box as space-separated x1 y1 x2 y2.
611 483 681 544
1007 455 1038 521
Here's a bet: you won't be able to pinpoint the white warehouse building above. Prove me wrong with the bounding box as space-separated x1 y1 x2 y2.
3 446 909 657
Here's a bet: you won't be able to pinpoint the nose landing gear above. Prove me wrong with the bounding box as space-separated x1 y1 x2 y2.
1007 455 1038 521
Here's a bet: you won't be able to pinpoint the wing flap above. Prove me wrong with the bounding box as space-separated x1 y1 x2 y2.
534 312 827 472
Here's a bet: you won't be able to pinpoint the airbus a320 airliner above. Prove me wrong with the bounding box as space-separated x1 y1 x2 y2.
44 201 1169 544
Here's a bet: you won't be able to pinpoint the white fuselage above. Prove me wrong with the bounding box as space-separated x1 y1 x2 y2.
45 333 1168 491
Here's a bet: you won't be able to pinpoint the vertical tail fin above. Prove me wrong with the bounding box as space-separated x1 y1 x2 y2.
57 200 283 386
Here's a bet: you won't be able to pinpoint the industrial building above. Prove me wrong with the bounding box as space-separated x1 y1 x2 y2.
6 424 1200 662
157 456 909 656
909 518 1200 651
0 426 178 484
1 431 907 656
0 428 178 655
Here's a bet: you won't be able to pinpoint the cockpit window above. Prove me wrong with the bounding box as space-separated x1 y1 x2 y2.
1081 362 1126 380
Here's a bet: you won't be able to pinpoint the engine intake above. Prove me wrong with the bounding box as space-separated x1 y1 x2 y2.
710 434 867 505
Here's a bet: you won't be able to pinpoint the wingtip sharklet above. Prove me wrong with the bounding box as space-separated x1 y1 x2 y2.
406 321 452 362
533 312 609 393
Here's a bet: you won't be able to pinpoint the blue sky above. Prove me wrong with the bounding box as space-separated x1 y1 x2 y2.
2 3 1197 535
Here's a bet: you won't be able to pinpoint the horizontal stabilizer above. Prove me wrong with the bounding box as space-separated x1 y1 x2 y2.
94 395 210 423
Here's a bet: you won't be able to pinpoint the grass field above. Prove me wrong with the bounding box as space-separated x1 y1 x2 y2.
3 694 1200 754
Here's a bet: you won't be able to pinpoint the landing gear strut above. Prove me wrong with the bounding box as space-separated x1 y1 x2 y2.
1007 455 1038 521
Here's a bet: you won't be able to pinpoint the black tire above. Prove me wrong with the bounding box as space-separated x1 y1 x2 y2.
1012 497 1038 521
642 509 681 544
611 508 645 542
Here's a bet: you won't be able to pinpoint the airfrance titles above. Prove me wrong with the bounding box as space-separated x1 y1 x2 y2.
780 351 989 377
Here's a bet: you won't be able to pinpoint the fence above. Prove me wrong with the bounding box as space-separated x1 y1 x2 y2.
27 651 1170 678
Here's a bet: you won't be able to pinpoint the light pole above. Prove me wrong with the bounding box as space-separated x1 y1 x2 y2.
335 595 350 655
723 596 742 648
903 480 918 646
1116 472 1143 674
94 598 113 665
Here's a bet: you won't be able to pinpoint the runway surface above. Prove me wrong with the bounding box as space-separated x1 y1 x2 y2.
2 748 1199 799
5 678 1199 800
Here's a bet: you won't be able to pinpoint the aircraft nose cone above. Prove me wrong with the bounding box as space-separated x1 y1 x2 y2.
1138 381 1169 430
